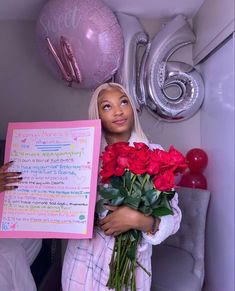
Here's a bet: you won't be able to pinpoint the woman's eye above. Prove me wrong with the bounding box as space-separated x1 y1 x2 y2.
103 104 111 110
121 99 129 106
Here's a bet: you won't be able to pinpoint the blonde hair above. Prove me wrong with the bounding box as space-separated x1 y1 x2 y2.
88 82 147 140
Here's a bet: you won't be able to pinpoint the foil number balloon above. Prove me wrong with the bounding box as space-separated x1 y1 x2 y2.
36 0 124 89
114 13 148 112
140 14 204 121
115 14 204 121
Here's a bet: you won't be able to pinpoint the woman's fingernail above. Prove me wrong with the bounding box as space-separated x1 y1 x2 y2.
13 186 18 189
9 161 14 163
17 172 22 175
18 177 23 180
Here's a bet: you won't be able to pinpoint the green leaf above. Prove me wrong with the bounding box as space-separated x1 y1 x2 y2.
139 205 152 216
151 191 174 208
163 190 176 201
99 186 120 200
141 196 150 207
136 174 150 190
145 189 159 205
165 190 176 195
156 190 162 199
110 176 123 188
144 181 153 192
127 244 137 261
129 229 141 241
110 196 125 206
129 172 135 180
136 174 145 184
160 195 172 209
143 175 153 192
152 207 173 217
120 233 128 241
131 179 141 189
132 184 142 196
109 177 129 197
124 171 132 189
119 186 129 197
151 198 163 209
96 199 107 213
124 195 141 209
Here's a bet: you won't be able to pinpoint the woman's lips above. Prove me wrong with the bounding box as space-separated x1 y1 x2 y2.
113 119 127 125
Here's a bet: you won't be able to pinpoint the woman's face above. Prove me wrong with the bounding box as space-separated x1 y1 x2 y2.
98 87 134 137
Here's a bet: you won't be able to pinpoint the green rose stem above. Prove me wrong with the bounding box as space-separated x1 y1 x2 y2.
116 237 121 289
141 174 148 190
106 231 150 291
106 173 153 291
129 174 137 194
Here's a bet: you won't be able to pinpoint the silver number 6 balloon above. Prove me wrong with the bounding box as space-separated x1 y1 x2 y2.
115 14 204 122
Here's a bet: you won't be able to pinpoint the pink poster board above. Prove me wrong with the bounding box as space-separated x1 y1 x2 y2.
0 120 101 239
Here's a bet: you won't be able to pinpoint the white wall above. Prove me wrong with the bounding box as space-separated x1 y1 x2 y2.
0 21 92 140
140 108 200 153
199 35 234 291
0 20 201 155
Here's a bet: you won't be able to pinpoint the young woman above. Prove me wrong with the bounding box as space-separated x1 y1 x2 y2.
62 82 182 290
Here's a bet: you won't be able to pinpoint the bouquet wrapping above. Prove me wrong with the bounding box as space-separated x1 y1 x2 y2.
96 142 188 291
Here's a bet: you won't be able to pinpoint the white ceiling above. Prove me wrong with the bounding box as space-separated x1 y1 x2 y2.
0 0 205 21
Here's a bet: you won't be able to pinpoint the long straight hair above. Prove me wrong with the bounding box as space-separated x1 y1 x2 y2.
88 82 147 141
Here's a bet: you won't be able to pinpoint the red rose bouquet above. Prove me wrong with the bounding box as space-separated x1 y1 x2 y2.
96 142 188 291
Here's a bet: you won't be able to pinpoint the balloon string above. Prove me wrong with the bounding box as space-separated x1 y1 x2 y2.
45 37 82 85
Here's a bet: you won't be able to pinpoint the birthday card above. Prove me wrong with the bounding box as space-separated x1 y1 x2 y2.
0 120 101 239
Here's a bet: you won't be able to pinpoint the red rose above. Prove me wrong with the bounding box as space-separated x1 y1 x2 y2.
117 155 129 168
168 146 185 162
133 142 149 151
153 170 175 191
150 147 188 174
128 143 150 175
114 166 126 176
168 146 188 173
112 142 131 154
100 160 116 183
100 142 134 182
101 145 117 164
151 148 171 167
146 160 160 175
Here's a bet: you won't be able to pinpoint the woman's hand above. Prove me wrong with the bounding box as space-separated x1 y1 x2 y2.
99 205 154 236
0 161 22 193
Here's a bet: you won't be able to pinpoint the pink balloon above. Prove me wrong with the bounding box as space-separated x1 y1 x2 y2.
36 0 124 89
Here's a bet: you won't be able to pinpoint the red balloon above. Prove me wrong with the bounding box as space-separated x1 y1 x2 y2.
186 148 208 173
179 172 207 189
